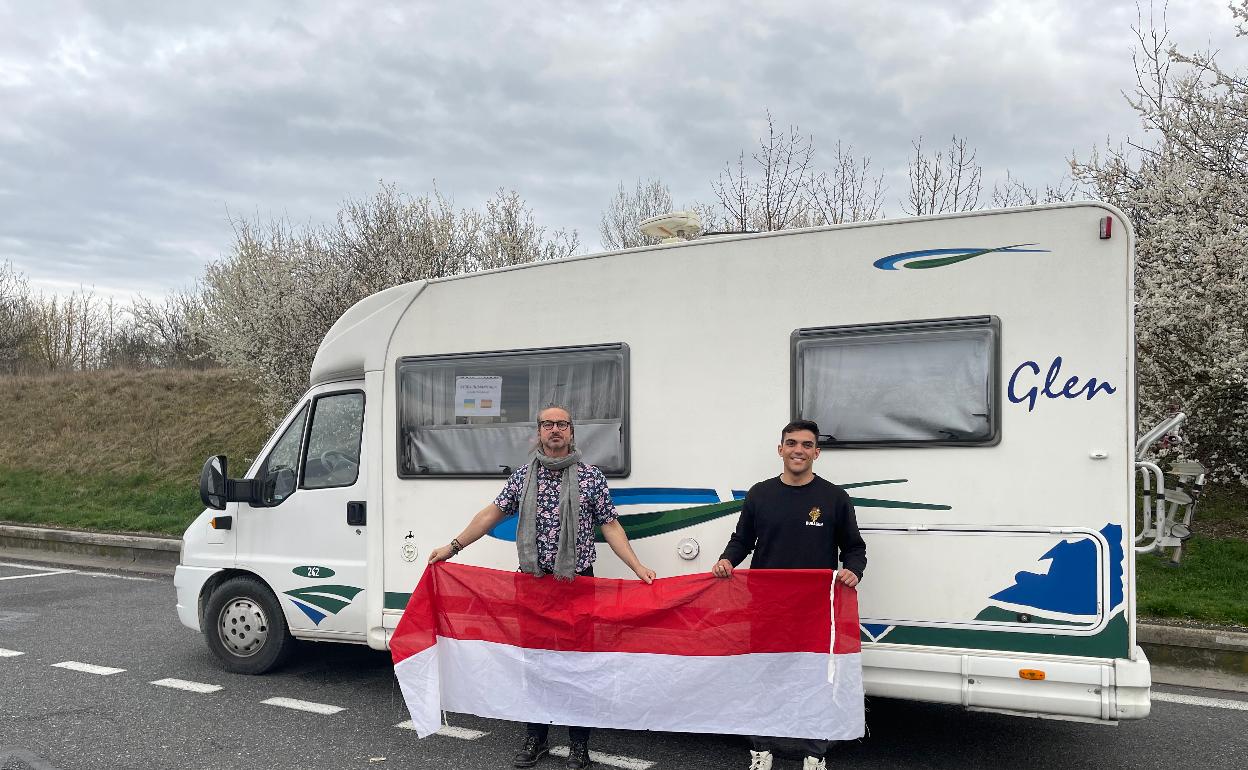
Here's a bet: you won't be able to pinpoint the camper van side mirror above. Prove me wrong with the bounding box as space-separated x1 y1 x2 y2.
199 455 261 510
200 455 228 510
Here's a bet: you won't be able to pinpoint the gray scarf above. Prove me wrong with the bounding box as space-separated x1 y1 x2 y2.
516 449 583 581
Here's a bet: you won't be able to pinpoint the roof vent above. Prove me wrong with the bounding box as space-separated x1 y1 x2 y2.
639 210 703 244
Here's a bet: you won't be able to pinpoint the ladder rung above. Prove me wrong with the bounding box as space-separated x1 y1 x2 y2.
1169 460 1206 476
1164 489 1193 505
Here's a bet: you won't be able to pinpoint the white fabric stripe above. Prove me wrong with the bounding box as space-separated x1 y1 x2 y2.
394 645 443 737
1152 691 1248 712
421 637 864 740
52 661 125 675
0 648 24 657
150 678 223 694
549 745 654 770
261 697 345 715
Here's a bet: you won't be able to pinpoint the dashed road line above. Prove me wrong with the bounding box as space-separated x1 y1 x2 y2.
261 697 345 715
395 722 491 739
0 569 74 581
0 648 24 657
549 745 654 770
150 678 223 694
52 661 125 675
1153 691 1248 712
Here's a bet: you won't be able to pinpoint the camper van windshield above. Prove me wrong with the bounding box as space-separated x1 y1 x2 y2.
794 317 998 446
397 344 629 476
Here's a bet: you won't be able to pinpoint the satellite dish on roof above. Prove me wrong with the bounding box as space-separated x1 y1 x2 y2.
638 210 703 244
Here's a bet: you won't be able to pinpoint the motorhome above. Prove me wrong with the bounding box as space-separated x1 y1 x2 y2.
177 202 1150 723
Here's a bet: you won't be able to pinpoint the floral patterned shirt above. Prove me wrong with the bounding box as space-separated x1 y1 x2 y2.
494 461 618 573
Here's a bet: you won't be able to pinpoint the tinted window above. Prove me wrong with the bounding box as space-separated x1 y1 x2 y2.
794 317 998 446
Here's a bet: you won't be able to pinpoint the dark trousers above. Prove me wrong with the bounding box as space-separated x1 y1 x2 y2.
750 736 829 758
525 564 593 747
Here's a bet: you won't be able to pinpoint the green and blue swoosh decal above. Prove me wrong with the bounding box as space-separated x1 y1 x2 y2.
283 584 363 625
486 479 951 543
873 244 1048 270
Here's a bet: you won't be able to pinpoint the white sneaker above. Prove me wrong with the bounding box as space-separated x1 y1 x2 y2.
802 757 827 770
748 749 773 770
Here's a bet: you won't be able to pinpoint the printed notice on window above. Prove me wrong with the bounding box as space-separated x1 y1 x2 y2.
454 376 503 417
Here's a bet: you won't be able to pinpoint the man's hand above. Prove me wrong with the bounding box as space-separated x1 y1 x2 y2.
428 544 455 564
836 568 859 587
633 564 656 584
711 559 734 578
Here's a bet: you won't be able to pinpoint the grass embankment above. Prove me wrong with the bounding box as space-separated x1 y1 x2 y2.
1136 486 1248 627
0 368 271 535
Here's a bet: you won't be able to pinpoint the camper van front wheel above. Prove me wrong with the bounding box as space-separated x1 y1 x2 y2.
204 576 296 674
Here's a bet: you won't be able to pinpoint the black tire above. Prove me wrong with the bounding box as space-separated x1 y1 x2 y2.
203 576 297 674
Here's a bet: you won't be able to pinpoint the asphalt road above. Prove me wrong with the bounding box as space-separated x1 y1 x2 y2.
1 557 1245 770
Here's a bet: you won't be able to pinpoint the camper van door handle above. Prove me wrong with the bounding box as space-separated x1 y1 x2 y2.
347 501 367 526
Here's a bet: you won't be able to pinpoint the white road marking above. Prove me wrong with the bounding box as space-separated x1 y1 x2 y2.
150 678 222 694
1153 691 1248 712
75 571 155 582
549 746 654 770
52 661 125 675
0 569 74 581
0 648 24 657
394 721 490 739
261 697 344 715
0 563 152 582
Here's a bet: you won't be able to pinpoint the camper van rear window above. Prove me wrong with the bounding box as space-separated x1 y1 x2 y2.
792 317 999 447
396 343 629 477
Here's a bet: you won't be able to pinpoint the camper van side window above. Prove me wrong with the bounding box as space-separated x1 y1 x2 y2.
793 317 999 447
396 344 629 477
302 391 365 490
255 403 309 506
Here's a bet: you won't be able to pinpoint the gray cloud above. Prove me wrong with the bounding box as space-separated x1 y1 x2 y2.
0 0 1244 297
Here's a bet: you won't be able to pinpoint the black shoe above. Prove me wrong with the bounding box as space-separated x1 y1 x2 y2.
565 742 592 770
513 735 549 768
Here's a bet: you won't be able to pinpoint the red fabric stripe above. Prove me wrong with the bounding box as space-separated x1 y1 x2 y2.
392 563 860 661
833 581 862 654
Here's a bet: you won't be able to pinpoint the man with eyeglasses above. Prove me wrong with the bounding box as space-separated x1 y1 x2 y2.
429 404 655 770
711 419 867 770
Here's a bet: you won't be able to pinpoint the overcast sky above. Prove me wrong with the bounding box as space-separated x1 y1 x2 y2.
1 0 1245 298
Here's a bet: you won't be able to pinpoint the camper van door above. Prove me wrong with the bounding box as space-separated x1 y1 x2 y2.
235 383 370 638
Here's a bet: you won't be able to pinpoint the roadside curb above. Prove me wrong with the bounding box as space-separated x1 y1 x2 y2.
1 523 1245 693
0 524 179 575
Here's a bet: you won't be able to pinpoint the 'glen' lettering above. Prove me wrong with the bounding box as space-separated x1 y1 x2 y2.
1007 356 1117 412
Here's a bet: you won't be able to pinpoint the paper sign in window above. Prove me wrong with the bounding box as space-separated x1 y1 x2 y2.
454 376 503 417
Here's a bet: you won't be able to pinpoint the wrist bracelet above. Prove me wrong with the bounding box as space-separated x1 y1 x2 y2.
450 538 463 555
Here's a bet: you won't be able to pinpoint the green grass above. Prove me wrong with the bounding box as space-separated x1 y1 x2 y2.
0 467 202 536
1136 536 1248 626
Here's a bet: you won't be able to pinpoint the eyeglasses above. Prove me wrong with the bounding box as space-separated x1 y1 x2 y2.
539 420 572 431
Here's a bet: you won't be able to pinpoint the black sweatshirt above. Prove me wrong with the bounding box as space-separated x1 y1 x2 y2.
719 475 867 578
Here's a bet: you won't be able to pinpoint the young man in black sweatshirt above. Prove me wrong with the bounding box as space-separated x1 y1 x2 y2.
711 419 867 770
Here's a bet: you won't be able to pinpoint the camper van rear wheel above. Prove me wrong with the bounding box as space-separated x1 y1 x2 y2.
204 576 296 674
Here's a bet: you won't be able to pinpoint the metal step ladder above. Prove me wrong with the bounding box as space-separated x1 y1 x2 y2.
1135 413 1207 564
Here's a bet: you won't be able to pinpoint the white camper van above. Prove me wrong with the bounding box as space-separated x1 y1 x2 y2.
176 202 1150 723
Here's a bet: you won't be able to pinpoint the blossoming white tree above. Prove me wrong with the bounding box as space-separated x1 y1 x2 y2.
1073 4 1248 483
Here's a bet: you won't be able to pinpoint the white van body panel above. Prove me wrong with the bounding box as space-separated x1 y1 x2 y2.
181 202 1146 722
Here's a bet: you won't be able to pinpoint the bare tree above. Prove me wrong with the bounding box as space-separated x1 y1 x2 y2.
903 135 983 216
0 261 35 374
599 179 676 250
807 141 886 225
712 110 816 231
989 171 1080 208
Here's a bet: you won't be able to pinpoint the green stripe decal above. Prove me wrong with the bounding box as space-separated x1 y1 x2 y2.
598 499 745 542
284 584 363 614
866 611 1129 658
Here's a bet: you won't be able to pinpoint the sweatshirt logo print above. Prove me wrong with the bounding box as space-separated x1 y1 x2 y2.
806 507 824 527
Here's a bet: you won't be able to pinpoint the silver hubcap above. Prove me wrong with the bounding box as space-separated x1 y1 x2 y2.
218 596 269 657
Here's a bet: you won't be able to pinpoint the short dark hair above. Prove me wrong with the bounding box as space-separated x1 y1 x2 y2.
781 419 820 440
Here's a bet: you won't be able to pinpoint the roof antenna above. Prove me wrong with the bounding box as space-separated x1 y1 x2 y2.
639 210 703 244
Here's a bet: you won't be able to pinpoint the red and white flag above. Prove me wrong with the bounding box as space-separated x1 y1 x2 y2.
391 563 863 740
